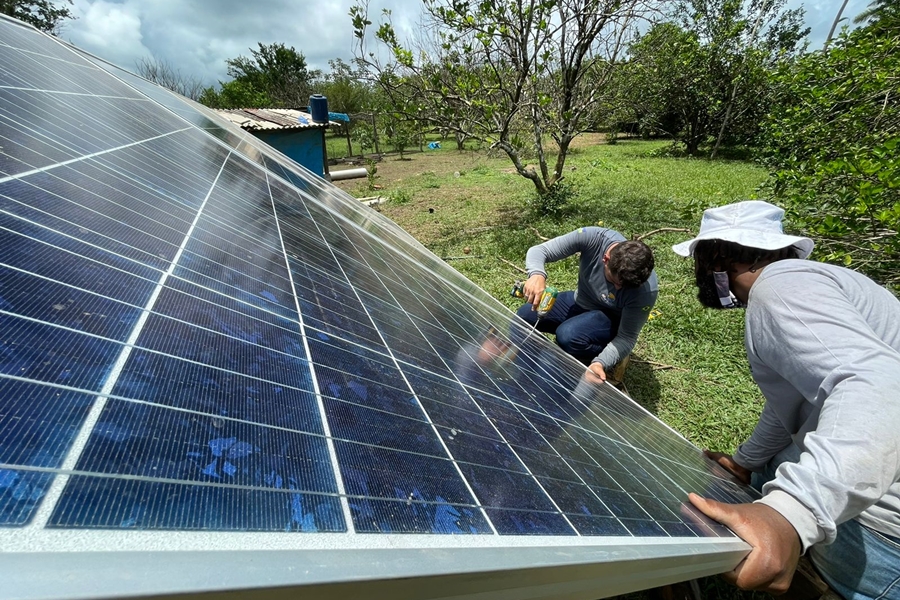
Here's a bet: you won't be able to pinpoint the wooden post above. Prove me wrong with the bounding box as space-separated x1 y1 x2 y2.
371 113 380 155
345 124 352 158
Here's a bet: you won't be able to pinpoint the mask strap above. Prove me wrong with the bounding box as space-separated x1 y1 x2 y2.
713 271 739 308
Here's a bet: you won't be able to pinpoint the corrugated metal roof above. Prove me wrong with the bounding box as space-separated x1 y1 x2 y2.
214 107 330 131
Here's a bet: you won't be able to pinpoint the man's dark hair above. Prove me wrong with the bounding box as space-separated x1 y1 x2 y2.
608 240 654 289
692 239 801 286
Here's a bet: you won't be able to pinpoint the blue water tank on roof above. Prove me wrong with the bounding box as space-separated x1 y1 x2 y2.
309 94 329 124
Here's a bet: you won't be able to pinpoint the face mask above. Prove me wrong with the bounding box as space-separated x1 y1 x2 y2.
696 271 743 309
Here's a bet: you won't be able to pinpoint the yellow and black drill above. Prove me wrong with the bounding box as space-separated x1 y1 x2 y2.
511 280 558 339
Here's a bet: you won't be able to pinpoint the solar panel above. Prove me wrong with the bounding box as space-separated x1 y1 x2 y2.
0 15 757 599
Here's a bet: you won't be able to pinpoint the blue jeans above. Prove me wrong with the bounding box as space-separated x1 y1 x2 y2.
754 445 900 600
515 291 617 365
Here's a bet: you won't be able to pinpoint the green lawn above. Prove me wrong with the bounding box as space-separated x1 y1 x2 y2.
371 139 768 451
365 138 773 599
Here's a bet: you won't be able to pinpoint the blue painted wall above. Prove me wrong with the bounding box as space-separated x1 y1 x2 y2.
253 129 327 177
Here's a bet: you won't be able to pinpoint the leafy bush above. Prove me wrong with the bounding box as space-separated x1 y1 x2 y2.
761 22 900 289
353 124 377 154
389 188 412 204
527 179 575 217
364 158 379 190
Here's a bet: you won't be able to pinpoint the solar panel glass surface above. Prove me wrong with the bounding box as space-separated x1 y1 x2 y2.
0 15 757 599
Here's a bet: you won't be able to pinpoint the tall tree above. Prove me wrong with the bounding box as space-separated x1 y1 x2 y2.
1 0 73 34
853 0 900 26
198 80 272 110
620 0 806 155
619 23 714 154
351 0 662 203
320 58 370 114
761 20 900 288
225 42 321 108
685 0 807 157
135 57 206 101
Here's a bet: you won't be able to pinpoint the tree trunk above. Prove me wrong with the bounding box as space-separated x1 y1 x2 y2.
825 0 850 51
371 113 380 155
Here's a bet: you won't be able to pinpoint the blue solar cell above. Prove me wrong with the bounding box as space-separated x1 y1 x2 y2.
1 176 187 262
0 469 54 526
459 462 558 511
535 477 614 518
335 439 476 506
0 268 141 340
622 518 668 537
71 401 337 493
482 507 575 535
50 476 345 531
308 337 425 419
112 349 322 434
132 313 310 388
0 316 122 389
566 514 631 536
322 397 447 457
0 379 95 468
0 229 158 305
349 496 490 534
0 23 96 64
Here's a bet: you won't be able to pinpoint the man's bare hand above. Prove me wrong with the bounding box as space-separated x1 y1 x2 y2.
689 493 801 595
584 363 606 384
703 450 752 485
523 274 546 310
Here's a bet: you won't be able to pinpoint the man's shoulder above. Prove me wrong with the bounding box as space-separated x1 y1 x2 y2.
623 272 658 306
566 226 625 240
757 260 869 295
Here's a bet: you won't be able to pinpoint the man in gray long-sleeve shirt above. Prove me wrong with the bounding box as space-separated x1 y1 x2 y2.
674 201 900 599
519 227 657 383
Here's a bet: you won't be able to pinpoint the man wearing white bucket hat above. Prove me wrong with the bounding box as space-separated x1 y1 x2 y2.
674 200 900 599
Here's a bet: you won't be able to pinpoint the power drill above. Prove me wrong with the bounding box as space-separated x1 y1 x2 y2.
511 280 558 334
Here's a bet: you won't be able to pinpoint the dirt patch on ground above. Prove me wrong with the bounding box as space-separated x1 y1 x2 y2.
328 132 609 192
328 151 481 194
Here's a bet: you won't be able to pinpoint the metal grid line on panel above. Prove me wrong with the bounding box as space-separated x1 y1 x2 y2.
263 168 356 532
0 15 757 600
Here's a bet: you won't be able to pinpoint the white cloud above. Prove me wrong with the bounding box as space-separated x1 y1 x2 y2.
59 0 870 87
65 0 149 72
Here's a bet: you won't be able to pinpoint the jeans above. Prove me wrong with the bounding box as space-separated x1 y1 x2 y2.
514 291 617 365
754 445 900 600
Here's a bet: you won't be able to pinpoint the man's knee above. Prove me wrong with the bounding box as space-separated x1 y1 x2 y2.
555 325 598 356
515 303 538 325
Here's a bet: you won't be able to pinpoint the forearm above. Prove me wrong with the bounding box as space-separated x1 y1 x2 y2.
761 364 900 548
525 230 591 276
593 308 647 367
733 402 794 471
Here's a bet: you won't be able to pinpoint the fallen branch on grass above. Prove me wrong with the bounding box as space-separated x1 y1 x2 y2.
631 358 688 372
634 227 690 241
500 257 527 274
530 226 549 241
443 255 484 261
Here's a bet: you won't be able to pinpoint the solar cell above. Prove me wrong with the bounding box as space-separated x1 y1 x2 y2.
0 15 757 600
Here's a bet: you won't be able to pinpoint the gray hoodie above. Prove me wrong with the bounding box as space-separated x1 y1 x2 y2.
525 227 658 367
735 259 900 551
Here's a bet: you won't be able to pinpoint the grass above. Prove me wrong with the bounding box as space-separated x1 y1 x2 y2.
342 137 772 599
324 130 454 161
356 138 768 451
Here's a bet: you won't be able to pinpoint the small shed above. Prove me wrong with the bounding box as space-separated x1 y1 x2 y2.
214 108 330 177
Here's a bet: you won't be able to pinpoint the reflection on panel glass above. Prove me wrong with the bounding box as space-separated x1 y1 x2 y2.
0 16 758 542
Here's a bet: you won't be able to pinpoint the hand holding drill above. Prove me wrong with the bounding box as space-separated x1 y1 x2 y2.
512 274 557 316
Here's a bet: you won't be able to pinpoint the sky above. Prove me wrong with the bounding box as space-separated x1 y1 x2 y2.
58 0 868 88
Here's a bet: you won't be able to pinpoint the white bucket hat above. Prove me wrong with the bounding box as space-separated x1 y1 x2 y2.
672 200 814 259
